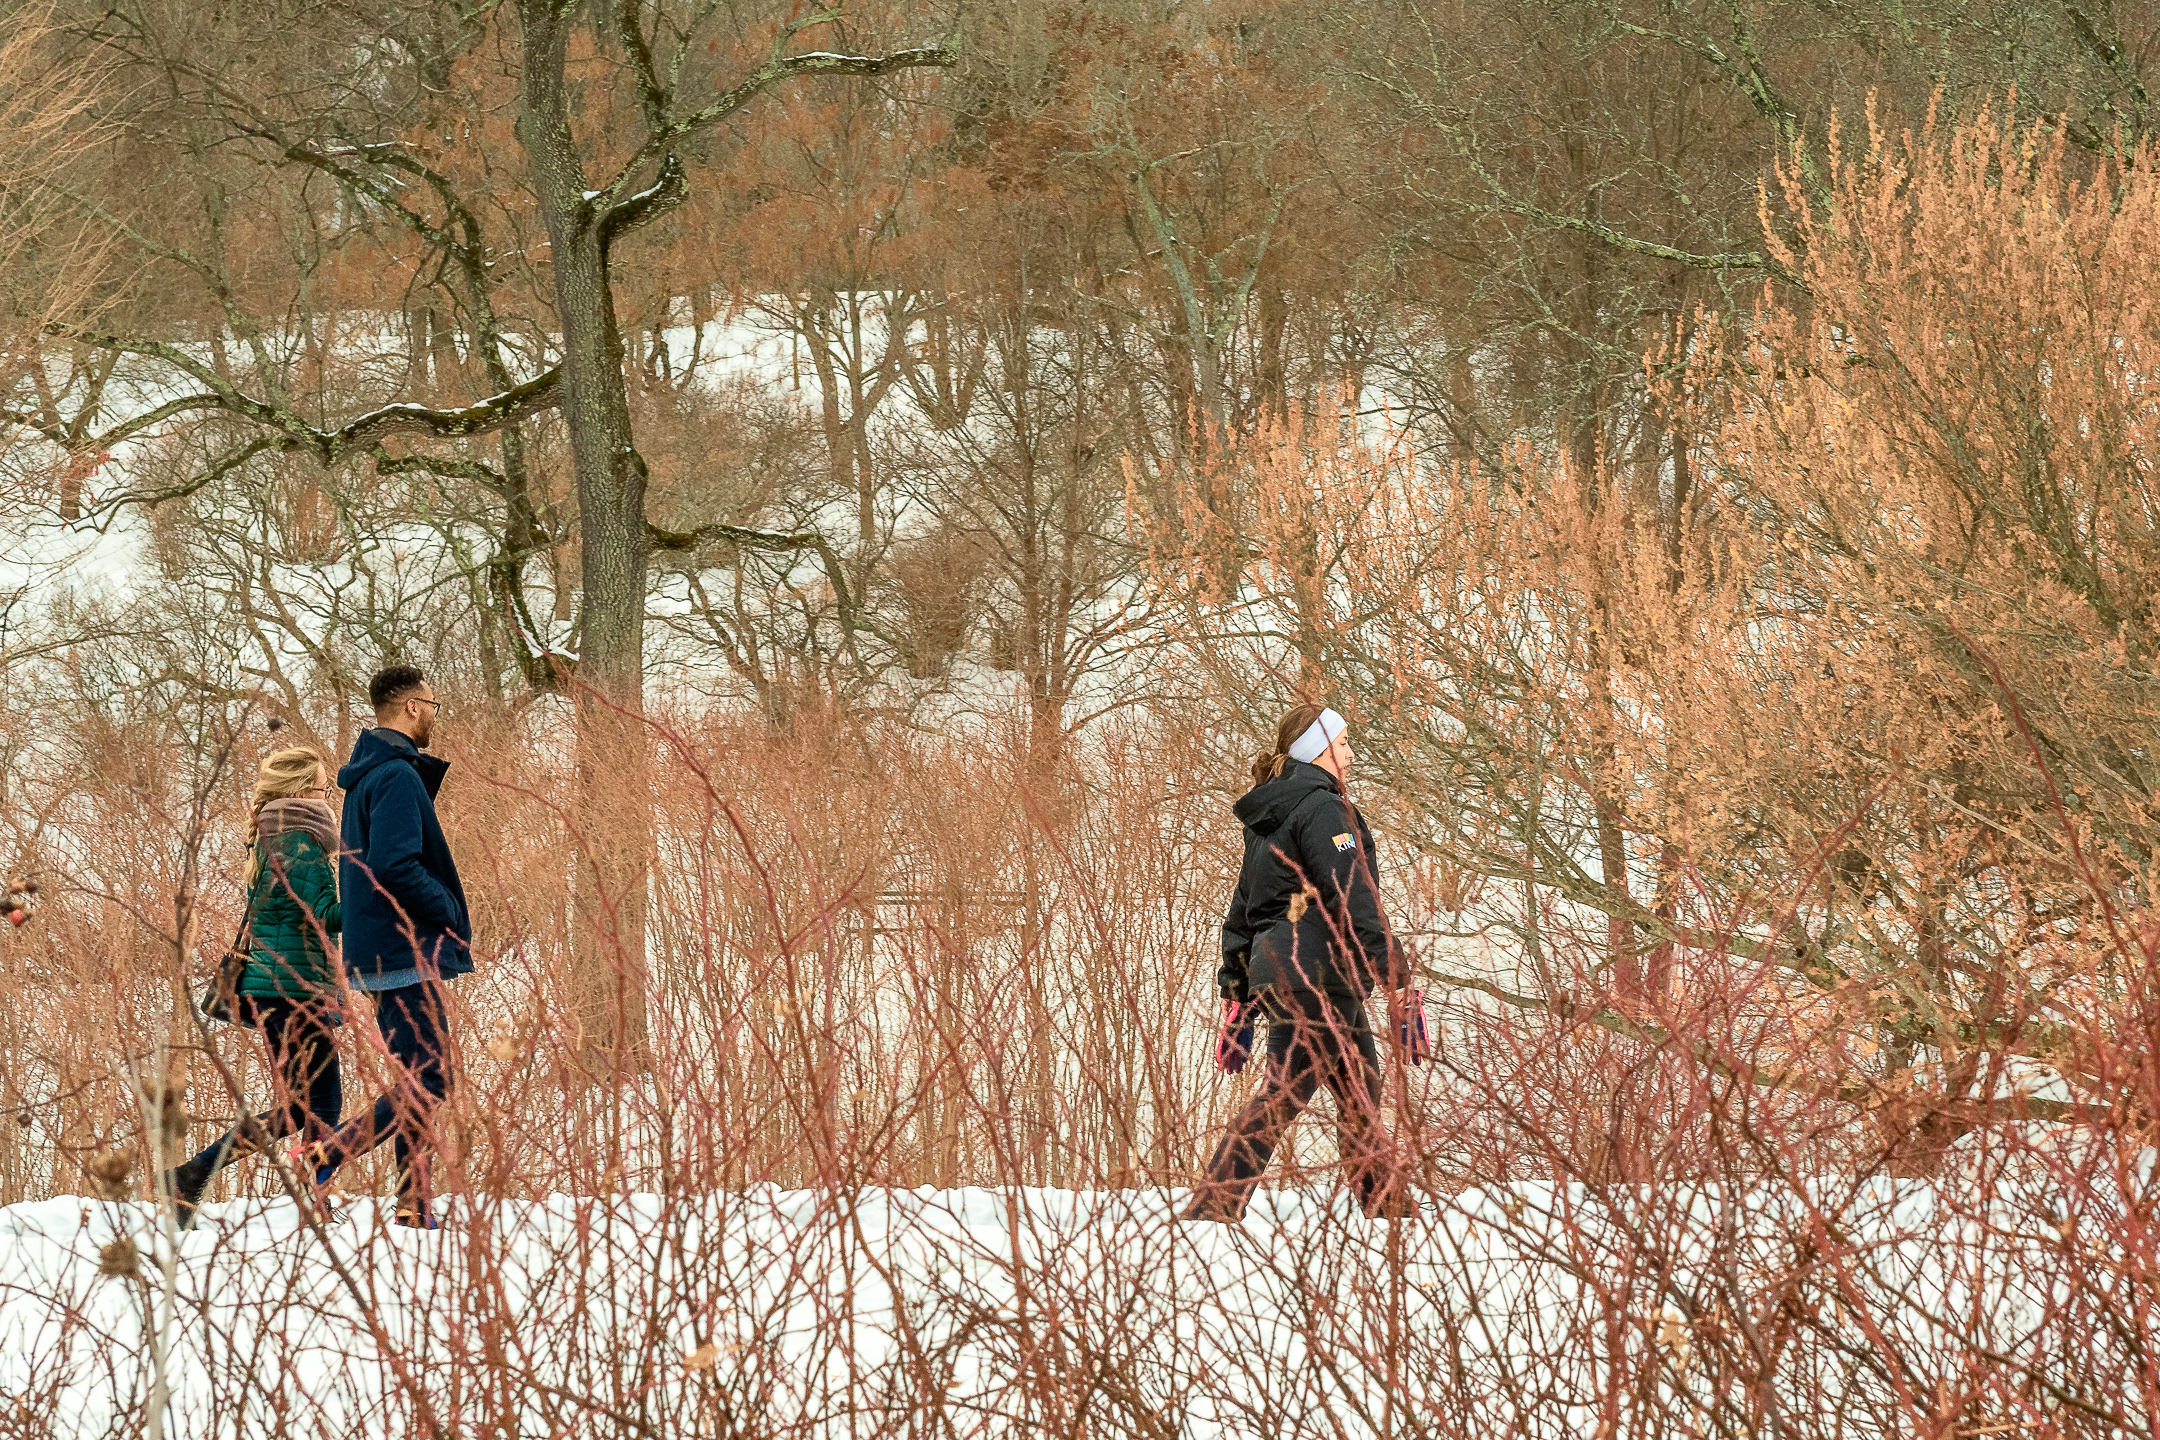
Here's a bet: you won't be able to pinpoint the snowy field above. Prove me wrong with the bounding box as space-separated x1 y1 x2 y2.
0 1168 2141 1437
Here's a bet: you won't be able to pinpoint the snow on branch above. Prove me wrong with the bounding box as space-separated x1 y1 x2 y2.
647 518 859 636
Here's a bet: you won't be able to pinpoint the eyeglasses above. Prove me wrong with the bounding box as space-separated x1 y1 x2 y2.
410 698 441 713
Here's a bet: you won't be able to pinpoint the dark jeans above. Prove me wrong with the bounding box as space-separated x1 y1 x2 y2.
177 994 342 1188
1190 989 1399 1219
318 981 454 1208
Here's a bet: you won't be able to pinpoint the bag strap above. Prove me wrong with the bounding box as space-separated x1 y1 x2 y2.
225 843 267 955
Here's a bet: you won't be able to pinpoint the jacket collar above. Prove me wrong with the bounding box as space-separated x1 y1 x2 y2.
338 725 452 799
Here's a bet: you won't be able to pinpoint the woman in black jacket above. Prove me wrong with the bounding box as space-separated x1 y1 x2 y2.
1189 703 1412 1221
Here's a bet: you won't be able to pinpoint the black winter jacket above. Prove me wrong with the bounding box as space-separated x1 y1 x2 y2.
1219 760 1400 1001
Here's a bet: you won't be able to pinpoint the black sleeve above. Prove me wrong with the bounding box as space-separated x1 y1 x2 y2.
1217 834 1255 1001
1295 798 1397 989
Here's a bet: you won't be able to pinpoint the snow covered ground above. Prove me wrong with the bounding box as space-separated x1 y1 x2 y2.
0 1171 2139 1437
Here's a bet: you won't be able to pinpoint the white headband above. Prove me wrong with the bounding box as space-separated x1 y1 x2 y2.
1286 708 1348 764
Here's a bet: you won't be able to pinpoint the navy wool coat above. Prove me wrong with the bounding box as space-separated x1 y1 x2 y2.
336 728 473 986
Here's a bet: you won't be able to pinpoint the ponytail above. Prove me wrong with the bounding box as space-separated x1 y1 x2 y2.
1246 702 1328 791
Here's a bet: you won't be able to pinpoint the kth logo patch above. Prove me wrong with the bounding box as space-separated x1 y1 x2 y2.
1333 832 1356 852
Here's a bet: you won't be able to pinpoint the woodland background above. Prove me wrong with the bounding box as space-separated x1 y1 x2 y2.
0 0 2153 1217
2 3 2160 1433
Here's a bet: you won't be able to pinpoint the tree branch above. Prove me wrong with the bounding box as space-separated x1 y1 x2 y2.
647 519 858 639
77 437 279 523
370 447 509 490
597 153 686 251
1426 966 2110 1124
40 322 561 463
583 42 954 233
1358 65 1804 285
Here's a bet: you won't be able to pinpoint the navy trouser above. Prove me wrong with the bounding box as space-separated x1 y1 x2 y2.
177 995 342 1186
1191 989 1393 1217
319 981 453 1206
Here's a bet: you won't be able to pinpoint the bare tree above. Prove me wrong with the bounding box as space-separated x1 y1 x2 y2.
13 1 951 1062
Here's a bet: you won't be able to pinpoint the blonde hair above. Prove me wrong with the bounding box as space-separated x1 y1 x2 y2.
245 746 326 883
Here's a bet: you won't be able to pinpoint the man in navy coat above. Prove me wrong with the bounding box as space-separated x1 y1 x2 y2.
311 663 472 1226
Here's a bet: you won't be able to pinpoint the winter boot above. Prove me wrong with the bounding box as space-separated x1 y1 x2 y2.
1183 1181 1249 1224
1360 1180 1419 1221
161 1159 212 1232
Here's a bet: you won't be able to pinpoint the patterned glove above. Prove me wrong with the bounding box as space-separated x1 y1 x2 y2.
1214 998 1257 1074
1396 988 1430 1066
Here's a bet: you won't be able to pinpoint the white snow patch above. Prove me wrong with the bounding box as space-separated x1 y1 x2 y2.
0 1174 2141 1436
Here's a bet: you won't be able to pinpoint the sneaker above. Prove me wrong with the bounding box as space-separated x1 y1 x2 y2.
292 1141 337 1188
395 1156 436 1229
393 1204 441 1230
286 1142 339 1221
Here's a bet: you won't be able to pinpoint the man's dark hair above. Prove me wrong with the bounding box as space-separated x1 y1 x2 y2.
368 664 427 712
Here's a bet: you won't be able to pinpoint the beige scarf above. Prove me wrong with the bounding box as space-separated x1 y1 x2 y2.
255 796 341 856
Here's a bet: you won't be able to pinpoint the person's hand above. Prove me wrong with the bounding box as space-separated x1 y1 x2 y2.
1393 985 1430 1065
1214 997 1257 1074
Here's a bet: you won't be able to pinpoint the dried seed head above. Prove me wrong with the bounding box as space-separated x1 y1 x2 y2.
141 1080 187 1143
97 1235 140 1280
86 1148 135 1200
265 716 283 732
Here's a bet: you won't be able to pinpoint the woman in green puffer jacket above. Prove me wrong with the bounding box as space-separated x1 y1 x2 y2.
163 746 346 1228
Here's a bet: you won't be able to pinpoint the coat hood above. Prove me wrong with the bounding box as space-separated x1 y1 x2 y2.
337 727 450 798
1231 759 1341 836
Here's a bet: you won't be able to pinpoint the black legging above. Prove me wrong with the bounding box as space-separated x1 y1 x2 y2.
1190 989 1398 1218
176 994 342 1188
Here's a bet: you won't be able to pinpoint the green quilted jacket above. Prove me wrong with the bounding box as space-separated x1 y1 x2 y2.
239 829 342 998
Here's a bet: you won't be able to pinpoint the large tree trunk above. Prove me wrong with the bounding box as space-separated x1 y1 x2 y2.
516 4 650 1070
